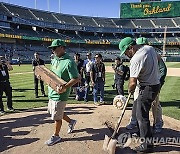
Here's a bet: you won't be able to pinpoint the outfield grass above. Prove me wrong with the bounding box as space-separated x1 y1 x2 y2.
164 62 180 68
2 64 180 120
105 62 180 68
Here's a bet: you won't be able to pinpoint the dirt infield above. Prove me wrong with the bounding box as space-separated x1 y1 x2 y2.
105 66 180 77
0 104 180 154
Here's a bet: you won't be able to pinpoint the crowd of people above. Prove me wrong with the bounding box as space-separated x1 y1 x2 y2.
72 51 130 106
0 37 167 153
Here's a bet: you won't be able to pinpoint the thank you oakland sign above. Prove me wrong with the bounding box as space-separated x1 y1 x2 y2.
120 1 180 19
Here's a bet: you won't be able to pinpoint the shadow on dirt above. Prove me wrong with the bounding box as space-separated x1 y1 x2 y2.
116 127 180 153
0 105 97 152
0 112 52 152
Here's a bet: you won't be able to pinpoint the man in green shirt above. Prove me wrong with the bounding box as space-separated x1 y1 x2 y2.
45 39 79 146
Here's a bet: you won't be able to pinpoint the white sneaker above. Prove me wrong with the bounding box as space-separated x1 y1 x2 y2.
67 120 77 134
44 135 61 146
94 102 100 106
7 107 15 112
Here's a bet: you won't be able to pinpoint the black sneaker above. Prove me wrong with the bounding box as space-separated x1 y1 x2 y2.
134 143 153 153
0 110 5 115
147 143 154 149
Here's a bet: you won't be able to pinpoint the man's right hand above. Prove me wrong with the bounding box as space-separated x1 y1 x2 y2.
128 89 135 94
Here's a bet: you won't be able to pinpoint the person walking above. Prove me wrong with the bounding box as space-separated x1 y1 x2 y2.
90 53 105 106
32 52 46 98
0 56 14 114
45 39 79 146
119 37 160 152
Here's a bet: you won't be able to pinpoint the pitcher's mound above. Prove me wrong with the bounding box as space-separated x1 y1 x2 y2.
0 104 179 154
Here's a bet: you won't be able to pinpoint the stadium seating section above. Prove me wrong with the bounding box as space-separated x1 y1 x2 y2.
0 2 179 62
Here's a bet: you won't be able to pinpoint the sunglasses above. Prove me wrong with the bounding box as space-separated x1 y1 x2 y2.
52 46 65 51
52 47 58 51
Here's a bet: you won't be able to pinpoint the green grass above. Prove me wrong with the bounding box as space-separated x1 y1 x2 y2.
105 62 180 68
105 62 129 66
159 76 180 120
164 62 180 68
2 64 180 120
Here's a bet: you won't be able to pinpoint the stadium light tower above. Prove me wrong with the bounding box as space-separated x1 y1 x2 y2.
47 0 50 11
59 0 61 13
162 26 167 57
35 0 37 9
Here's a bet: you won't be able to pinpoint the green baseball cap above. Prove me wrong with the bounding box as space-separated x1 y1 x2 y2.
136 37 148 45
119 37 135 56
48 39 66 48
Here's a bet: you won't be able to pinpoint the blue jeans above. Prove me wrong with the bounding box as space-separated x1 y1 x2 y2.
84 75 90 101
93 81 104 102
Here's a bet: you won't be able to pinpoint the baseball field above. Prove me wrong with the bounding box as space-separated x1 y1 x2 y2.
0 62 180 154
3 62 180 120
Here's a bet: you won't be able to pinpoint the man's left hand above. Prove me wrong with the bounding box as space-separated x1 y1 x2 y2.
56 84 66 94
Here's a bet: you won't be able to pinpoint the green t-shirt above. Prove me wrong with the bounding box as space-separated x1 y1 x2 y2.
48 53 78 101
158 58 167 78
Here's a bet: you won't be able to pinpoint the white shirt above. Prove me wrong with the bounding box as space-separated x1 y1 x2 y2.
130 45 160 86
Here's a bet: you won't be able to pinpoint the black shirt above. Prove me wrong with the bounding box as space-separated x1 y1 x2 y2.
76 59 84 74
91 62 105 82
0 64 9 82
32 58 45 67
115 64 130 82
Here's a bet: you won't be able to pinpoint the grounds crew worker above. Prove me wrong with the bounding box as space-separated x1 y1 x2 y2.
126 37 167 133
45 39 79 146
119 37 160 153
32 52 46 98
0 56 14 114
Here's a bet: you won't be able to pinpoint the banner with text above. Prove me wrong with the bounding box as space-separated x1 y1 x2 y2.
120 1 180 19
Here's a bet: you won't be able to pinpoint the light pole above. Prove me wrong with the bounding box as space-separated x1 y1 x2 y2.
162 26 167 57
35 0 37 9
47 0 50 11
59 0 61 13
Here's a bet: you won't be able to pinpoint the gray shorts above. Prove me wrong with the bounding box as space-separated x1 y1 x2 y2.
48 99 66 121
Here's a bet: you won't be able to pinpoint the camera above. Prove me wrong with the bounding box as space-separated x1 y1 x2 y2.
0 58 6 65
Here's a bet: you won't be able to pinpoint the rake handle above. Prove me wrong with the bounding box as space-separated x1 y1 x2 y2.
111 93 131 139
